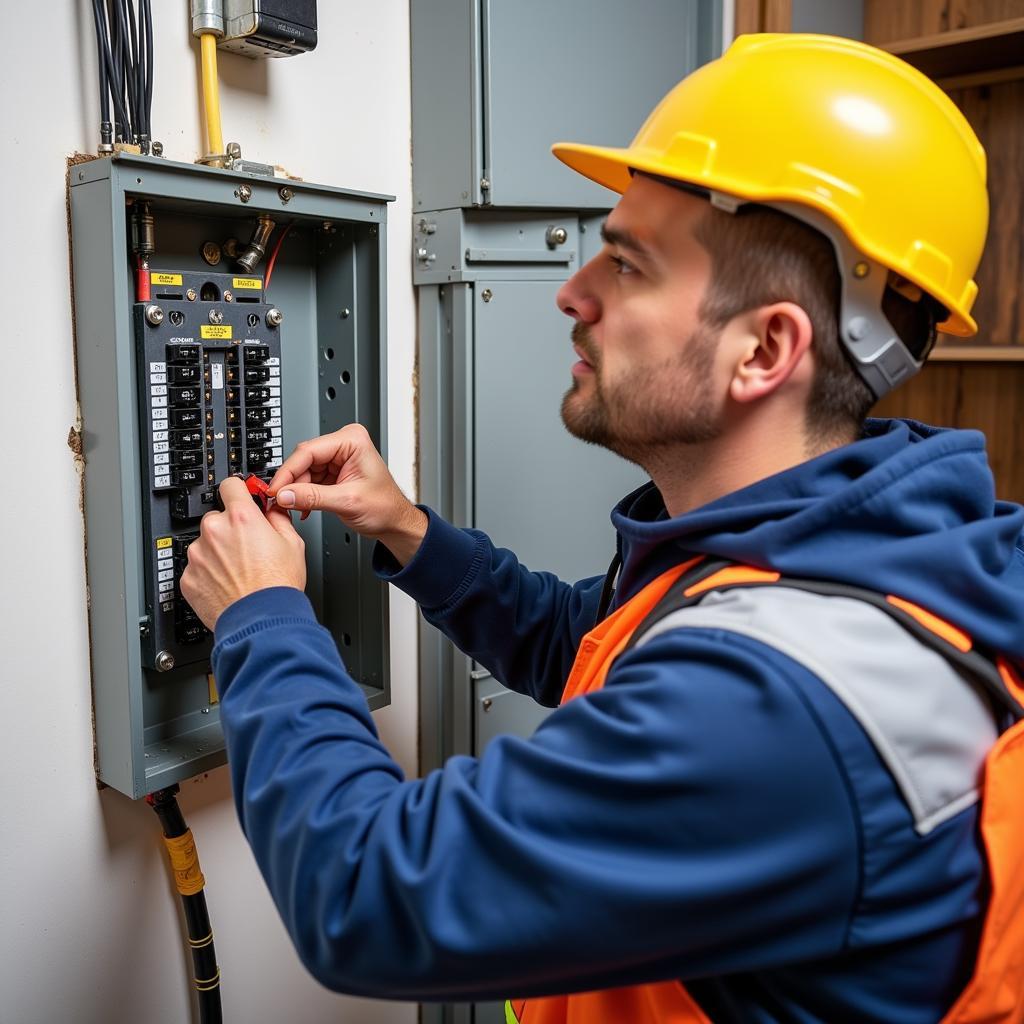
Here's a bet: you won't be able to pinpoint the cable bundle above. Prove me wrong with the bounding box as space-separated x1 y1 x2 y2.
91 0 154 153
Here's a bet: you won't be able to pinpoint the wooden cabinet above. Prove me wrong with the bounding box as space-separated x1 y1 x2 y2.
737 1 1024 502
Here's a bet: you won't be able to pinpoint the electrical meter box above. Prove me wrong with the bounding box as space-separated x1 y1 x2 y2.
69 154 391 799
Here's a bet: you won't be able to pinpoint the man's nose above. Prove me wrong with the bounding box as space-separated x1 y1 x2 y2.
557 264 600 324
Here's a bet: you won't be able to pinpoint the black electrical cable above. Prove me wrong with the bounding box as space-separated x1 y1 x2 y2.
148 786 223 1024
93 0 129 144
142 0 154 144
90 0 112 149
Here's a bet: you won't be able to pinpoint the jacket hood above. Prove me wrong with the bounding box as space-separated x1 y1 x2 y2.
612 418 1024 660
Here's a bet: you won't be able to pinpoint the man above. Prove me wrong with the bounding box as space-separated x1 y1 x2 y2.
182 34 1024 1023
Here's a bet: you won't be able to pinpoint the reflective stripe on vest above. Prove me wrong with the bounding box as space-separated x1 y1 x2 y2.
508 563 1024 1024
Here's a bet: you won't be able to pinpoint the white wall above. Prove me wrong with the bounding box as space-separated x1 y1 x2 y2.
0 3 418 1022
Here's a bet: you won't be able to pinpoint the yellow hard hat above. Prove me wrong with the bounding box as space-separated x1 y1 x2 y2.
553 33 987 340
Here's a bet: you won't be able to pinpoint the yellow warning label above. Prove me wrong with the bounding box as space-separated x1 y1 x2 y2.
151 272 183 286
201 325 233 340
156 537 173 550
232 277 262 290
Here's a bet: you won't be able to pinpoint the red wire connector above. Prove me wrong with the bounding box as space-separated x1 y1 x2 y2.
243 474 274 513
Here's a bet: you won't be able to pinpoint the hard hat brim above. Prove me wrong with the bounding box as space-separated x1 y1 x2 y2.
552 140 977 339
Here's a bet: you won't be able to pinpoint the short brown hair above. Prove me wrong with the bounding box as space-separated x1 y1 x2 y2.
693 203 873 443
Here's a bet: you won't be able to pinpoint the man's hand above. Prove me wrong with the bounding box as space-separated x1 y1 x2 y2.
269 423 427 566
180 475 307 630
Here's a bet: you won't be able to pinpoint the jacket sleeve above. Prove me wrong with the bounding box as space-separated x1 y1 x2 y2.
372 506 606 706
212 586 861 1003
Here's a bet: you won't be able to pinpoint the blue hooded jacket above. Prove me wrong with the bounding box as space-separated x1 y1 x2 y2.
212 418 1024 1021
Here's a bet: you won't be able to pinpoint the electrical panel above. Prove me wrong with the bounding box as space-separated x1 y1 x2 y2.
135 270 285 671
70 153 391 799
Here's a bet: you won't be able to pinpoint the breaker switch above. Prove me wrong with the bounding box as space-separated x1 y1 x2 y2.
171 429 204 448
167 344 201 363
172 450 203 468
175 620 209 645
169 365 202 385
245 386 271 405
246 427 271 445
245 407 272 425
244 366 271 384
171 408 202 428
170 386 202 407
245 345 270 364
247 450 271 472
173 468 204 487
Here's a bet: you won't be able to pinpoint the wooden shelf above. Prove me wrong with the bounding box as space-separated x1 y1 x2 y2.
881 17 1024 80
931 343 1024 362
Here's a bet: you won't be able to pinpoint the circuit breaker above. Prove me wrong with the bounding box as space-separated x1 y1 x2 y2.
135 270 285 671
70 153 392 799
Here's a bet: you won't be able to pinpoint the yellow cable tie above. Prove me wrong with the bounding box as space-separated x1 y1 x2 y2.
162 830 207 896
194 968 222 991
188 930 214 949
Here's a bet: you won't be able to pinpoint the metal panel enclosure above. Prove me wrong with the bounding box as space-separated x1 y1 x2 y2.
70 154 392 799
412 0 722 211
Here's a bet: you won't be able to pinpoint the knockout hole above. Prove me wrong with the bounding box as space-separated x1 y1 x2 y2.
344 533 351 544
343 633 352 646
326 386 336 400
325 347 335 360
341 370 352 384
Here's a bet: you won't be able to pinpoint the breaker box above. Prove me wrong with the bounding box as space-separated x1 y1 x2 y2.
69 154 392 799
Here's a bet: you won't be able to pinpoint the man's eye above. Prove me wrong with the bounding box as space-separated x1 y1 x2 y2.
608 254 636 275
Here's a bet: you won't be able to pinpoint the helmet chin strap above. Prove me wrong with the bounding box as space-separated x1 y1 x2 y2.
709 191 924 401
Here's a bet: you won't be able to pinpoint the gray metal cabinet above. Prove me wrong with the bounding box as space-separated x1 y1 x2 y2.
412 0 722 211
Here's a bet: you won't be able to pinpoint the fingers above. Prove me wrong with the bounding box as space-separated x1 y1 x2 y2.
269 424 374 495
265 506 302 540
218 474 253 510
275 481 329 514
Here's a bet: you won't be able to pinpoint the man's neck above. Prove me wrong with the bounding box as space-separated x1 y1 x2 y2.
639 412 850 519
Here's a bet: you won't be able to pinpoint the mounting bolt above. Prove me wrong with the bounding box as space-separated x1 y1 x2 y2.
418 219 437 235
416 247 436 265
340 308 351 319
226 142 242 161
209 308 225 325
480 177 491 191
482 698 493 712
155 651 175 673
151 141 164 157
201 241 222 266
279 186 294 203
267 308 284 327
481 289 493 303
546 225 568 247
145 304 164 326
139 621 151 638
223 290 234 302
236 184 253 204
186 288 198 302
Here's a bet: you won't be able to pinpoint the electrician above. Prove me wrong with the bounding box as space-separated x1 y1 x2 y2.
181 34 1024 1023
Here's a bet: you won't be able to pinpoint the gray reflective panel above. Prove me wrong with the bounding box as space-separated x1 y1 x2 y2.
637 587 998 835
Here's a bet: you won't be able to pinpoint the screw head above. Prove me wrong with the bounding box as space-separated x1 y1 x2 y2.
145 304 164 326
223 290 234 302
236 184 253 204
340 308 351 319
169 310 185 327
546 225 568 247
853 261 870 279
151 141 164 157
209 308 225 325
482 698 493 712
155 651 175 672
201 241 222 266
279 186 294 203
139 622 150 638
481 289 493 303
266 307 284 328
186 288 198 302
247 313 260 327
226 142 242 160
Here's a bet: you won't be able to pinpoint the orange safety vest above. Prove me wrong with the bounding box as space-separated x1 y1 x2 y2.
506 560 1024 1024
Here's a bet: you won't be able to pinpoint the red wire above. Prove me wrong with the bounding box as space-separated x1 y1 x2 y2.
263 222 293 290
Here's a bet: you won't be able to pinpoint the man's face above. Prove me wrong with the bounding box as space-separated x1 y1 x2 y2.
557 175 725 463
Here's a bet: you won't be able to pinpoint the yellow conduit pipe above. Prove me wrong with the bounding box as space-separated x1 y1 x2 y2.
200 32 224 158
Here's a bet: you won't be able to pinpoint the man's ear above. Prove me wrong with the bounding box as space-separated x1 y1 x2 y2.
728 302 814 405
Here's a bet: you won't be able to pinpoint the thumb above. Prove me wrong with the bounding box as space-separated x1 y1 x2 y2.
275 481 336 515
